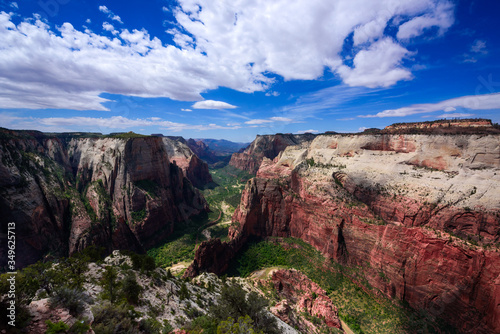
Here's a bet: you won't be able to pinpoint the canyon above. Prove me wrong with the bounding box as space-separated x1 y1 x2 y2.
188 128 500 333
0 130 208 268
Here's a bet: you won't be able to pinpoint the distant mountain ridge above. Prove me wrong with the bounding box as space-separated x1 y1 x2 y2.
187 138 249 165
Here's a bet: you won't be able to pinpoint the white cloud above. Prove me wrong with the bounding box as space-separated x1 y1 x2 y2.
86 18 92 24
397 1 454 40
265 91 280 97
245 117 292 125
0 1 457 110
102 22 114 31
10 2 18 9
360 92 500 118
295 129 319 134
358 127 368 132
0 114 241 132
270 117 292 122
337 38 413 88
435 113 474 118
162 6 170 12
245 119 272 125
99 5 123 24
192 100 237 109
98 5 110 14
181 108 192 112
471 40 487 54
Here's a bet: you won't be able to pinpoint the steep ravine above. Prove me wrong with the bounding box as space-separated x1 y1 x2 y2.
0 130 208 268
188 133 500 333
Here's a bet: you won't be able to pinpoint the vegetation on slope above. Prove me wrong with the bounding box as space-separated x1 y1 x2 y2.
228 237 458 334
148 165 252 271
0 247 280 334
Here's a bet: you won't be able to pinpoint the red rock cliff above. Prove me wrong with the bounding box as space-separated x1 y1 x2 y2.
189 132 500 333
0 130 208 268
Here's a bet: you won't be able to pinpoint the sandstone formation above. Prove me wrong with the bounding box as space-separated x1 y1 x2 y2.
229 133 316 174
186 138 220 165
269 269 342 333
0 129 208 268
189 131 500 333
162 136 212 188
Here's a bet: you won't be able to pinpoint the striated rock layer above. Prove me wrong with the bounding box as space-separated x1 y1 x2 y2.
188 132 500 333
162 136 212 188
0 130 208 268
229 133 316 174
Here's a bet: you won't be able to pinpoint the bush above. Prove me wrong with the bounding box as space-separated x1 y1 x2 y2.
121 272 142 305
45 320 69 334
217 315 263 334
92 302 138 334
49 287 92 316
210 282 279 334
139 317 162 333
178 282 190 301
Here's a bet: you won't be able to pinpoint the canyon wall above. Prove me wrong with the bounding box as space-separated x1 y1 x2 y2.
163 136 212 188
189 133 500 333
0 130 208 268
229 133 316 174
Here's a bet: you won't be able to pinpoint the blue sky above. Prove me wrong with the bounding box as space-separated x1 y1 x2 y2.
0 0 499 142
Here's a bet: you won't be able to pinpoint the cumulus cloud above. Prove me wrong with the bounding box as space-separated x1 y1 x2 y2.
192 100 237 109
10 2 18 9
0 0 456 110
181 108 192 112
337 38 413 88
396 1 454 40
359 92 500 117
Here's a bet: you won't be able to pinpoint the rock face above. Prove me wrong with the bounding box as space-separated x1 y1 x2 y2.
162 137 212 188
186 138 219 164
0 130 208 268
270 269 342 333
189 132 500 333
385 118 493 131
229 133 316 174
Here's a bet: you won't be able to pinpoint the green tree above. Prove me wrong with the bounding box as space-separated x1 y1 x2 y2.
121 272 142 305
179 282 190 301
100 266 120 303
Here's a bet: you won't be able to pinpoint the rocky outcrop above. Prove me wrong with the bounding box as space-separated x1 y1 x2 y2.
162 137 212 188
0 129 208 268
229 133 316 174
189 131 500 333
269 269 342 333
382 118 499 135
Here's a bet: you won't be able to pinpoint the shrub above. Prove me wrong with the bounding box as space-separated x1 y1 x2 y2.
217 315 263 334
178 282 190 301
45 320 69 334
139 317 162 334
49 287 92 316
121 272 142 305
210 282 279 334
92 302 138 334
